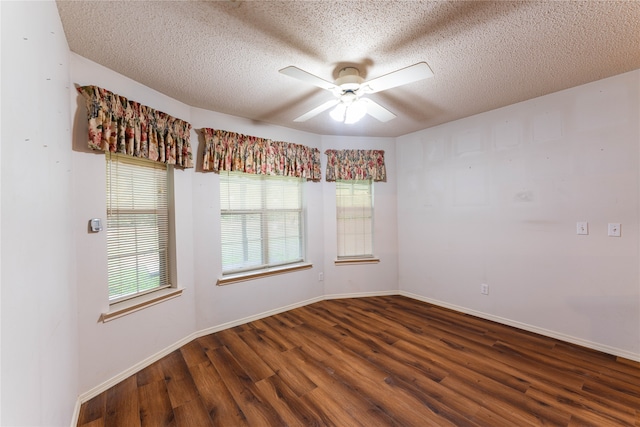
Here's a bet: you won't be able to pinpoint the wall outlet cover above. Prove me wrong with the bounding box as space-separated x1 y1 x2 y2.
608 223 621 237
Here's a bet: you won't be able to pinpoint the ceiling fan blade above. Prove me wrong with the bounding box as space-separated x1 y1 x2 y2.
361 98 397 122
279 66 337 91
362 62 434 94
294 99 340 122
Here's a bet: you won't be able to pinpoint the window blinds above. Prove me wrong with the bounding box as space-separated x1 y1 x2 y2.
106 154 170 302
220 172 304 274
336 180 374 258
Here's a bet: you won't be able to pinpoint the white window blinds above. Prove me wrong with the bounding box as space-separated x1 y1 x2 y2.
336 180 374 258
106 154 170 302
220 171 304 274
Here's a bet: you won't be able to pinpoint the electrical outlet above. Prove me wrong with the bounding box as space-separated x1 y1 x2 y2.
318 272 324 281
576 221 588 235
480 283 489 295
608 223 621 237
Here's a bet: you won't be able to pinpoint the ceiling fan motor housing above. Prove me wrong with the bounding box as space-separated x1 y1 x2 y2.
335 67 363 91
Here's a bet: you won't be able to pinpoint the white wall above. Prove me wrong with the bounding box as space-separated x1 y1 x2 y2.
396 71 640 360
70 54 399 397
4 5 639 423
71 53 198 394
1 1 78 425
189 108 326 331
321 136 399 296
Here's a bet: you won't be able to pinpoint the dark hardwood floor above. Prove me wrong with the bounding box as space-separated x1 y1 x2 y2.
77 296 640 426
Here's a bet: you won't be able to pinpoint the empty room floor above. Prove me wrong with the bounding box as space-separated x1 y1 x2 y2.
77 296 640 426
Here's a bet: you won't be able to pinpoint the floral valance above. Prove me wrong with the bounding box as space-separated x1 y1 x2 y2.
325 149 387 182
77 85 193 168
202 128 322 181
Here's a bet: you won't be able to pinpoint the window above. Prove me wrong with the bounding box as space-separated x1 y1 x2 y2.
336 180 374 259
106 153 171 303
220 171 305 275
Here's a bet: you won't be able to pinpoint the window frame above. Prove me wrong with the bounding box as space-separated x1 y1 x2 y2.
104 153 177 306
335 179 378 263
219 171 307 278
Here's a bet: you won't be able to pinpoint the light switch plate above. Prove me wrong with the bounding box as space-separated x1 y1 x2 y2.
576 221 588 235
89 218 103 232
608 223 621 237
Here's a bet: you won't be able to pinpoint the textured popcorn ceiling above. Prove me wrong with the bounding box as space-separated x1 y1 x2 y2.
56 1 640 137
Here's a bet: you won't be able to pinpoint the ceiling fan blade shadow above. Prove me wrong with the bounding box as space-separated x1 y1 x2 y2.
374 90 445 122
361 98 396 122
280 66 337 91
379 2 512 55
362 62 434 94
253 87 324 122
202 2 324 61
294 99 340 122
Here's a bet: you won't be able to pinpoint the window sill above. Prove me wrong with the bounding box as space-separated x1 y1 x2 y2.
217 263 313 286
101 287 184 322
334 257 380 266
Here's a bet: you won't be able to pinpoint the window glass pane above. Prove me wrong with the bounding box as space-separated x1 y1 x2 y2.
265 178 284 209
336 180 373 258
106 154 170 302
220 215 245 269
221 173 262 210
220 172 304 274
266 211 301 264
265 176 301 210
220 213 263 271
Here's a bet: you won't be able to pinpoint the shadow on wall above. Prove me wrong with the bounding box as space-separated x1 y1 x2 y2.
565 294 640 357
72 89 95 154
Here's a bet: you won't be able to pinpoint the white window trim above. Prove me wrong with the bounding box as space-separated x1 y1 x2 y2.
336 179 376 259
102 153 181 320
334 257 380 266
101 287 184 322
217 262 313 286
220 172 307 277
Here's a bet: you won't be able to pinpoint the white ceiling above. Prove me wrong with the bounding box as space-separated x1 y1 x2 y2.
56 1 640 138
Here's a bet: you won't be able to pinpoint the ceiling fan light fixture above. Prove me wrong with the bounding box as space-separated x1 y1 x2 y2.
330 98 367 124
330 103 347 122
344 99 367 124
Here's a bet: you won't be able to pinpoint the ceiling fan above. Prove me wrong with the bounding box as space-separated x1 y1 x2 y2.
279 62 433 124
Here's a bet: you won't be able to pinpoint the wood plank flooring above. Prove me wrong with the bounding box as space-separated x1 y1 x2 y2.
77 296 640 426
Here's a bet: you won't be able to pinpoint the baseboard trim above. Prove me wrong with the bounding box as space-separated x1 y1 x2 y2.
192 295 326 340
323 290 400 300
70 399 81 427
73 293 327 422
72 289 638 427
399 290 640 363
75 331 199 412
